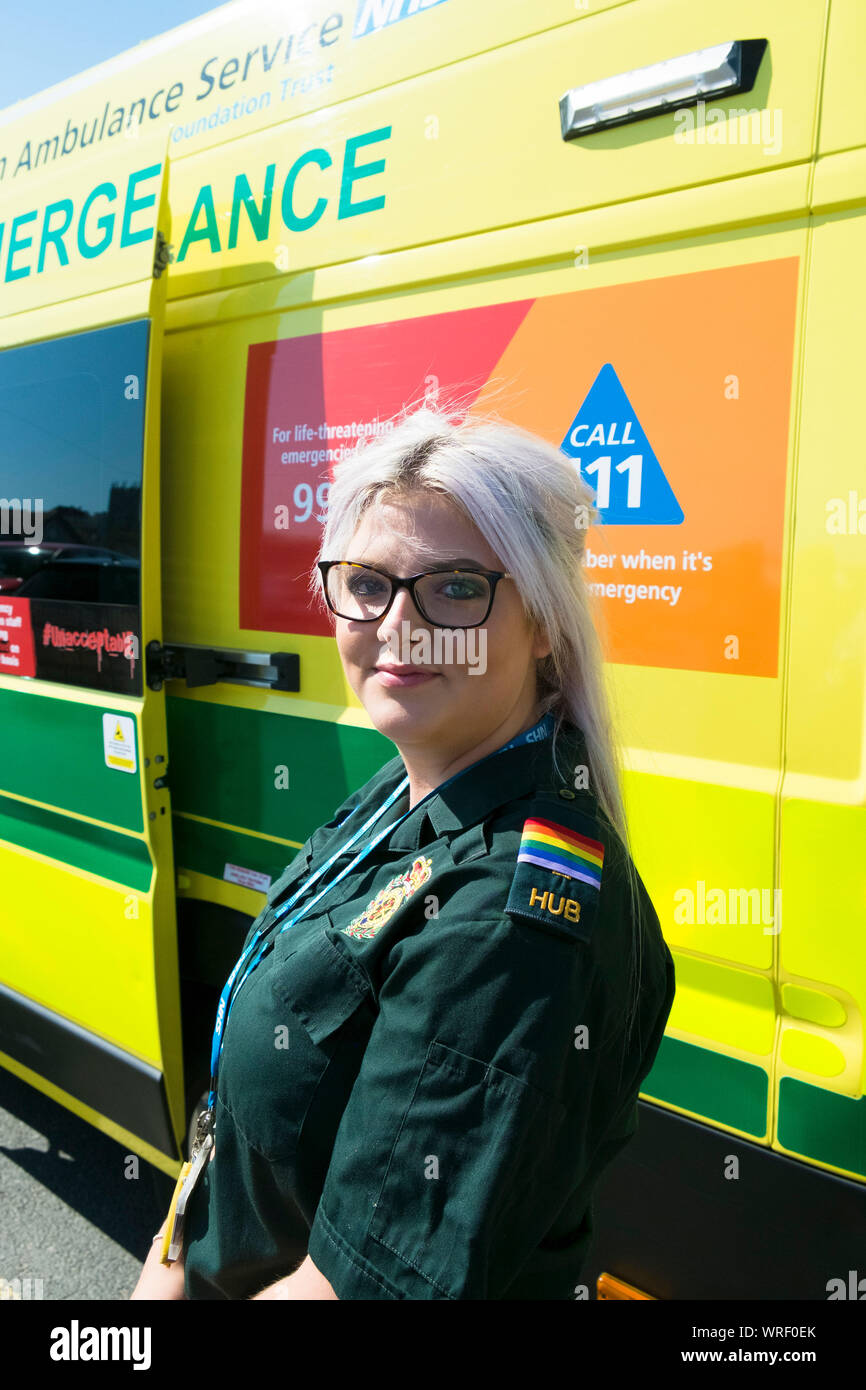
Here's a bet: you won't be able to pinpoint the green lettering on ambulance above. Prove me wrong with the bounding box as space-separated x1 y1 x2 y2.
119 164 161 249
78 182 117 259
338 126 390 220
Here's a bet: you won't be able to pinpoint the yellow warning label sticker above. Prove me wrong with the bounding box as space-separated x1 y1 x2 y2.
102 712 137 774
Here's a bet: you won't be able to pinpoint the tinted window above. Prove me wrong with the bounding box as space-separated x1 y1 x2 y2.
0 320 148 695
0 545 56 580
16 560 139 605
0 323 146 559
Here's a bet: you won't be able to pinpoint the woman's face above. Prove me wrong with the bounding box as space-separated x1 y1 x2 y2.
332 493 551 756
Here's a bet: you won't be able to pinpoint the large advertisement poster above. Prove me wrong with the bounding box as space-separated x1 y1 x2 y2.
240 258 798 677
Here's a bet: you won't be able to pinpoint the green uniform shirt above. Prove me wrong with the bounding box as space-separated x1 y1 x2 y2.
182 719 675 1300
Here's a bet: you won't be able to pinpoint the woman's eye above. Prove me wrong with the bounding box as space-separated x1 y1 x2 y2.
437 576 485 600
347 576 386 597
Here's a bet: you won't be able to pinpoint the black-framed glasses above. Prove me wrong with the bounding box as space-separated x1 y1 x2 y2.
318 561 513 628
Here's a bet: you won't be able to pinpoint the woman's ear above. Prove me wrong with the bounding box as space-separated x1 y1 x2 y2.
531 624 552 662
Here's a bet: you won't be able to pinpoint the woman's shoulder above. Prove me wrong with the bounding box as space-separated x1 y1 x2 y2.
481 720 640 946
502 717 618 844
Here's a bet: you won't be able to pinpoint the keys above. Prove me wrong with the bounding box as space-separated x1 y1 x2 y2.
190 1104 214 1161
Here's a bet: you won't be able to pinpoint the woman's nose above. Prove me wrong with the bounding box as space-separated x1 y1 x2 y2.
377 584 425 637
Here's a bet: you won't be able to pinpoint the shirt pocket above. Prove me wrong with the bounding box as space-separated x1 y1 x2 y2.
271 926 373 1043
367 1041 565 1299
252 927 375 1170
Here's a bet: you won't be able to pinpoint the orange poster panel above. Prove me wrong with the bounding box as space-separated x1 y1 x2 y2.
474 258 799 677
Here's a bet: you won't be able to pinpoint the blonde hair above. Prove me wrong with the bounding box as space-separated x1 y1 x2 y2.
309 395 647 1056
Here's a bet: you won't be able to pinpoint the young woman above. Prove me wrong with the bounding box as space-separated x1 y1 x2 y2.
131 400 675 1301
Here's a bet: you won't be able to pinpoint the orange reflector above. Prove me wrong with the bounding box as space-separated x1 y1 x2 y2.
597 1272 657 1300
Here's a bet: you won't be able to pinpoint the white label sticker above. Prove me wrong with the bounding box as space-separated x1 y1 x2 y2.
224 863 272 893
103 713 137 774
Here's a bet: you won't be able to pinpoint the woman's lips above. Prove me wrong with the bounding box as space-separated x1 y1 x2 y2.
374 668 441 688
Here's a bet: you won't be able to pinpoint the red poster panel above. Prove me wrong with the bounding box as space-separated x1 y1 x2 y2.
239 301 534 636
0 597 36 677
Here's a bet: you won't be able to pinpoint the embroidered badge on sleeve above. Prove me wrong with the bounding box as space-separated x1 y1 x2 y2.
342 856 434 939
506 813 606 942
517 817 604 886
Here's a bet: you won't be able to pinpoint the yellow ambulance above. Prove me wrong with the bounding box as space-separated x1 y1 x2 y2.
0 0 863 1299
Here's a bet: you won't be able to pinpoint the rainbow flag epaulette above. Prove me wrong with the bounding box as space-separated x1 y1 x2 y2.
505 803 606 942
516 816 604 887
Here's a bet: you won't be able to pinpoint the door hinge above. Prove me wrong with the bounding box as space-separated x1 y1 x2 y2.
153 228 174 279
146 641 300 692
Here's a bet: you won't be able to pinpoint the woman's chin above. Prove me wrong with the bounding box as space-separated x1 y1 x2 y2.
365 687 449 735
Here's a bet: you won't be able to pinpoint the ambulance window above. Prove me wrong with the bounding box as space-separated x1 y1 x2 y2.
14 558 140 605
0 545 55 582
0 321 145 565
0 320 148 694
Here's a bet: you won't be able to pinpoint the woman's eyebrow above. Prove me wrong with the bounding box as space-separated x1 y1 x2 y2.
355 556 485 570
427 557 484 569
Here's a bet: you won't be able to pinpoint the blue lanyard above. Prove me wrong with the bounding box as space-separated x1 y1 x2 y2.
206 711 554 1111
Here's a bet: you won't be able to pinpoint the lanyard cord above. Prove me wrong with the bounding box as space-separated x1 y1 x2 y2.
206 712 554 1110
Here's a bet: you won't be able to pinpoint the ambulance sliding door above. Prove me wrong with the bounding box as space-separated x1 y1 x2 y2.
0 136 184 1173
158 0 821 1169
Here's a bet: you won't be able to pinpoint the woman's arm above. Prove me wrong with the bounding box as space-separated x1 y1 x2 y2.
250 1254 338 1300
129 1219 188 1301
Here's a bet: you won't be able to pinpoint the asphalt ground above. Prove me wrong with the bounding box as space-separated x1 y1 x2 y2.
0 1066 178 1301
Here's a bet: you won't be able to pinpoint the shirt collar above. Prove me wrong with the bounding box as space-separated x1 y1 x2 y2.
366 720 589 852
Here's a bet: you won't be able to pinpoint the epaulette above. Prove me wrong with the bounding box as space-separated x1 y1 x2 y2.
505 787 607 944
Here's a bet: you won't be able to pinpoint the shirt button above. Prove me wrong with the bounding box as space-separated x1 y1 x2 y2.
558 788 576 800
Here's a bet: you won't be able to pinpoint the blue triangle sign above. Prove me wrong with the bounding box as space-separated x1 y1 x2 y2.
561 363 684 524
